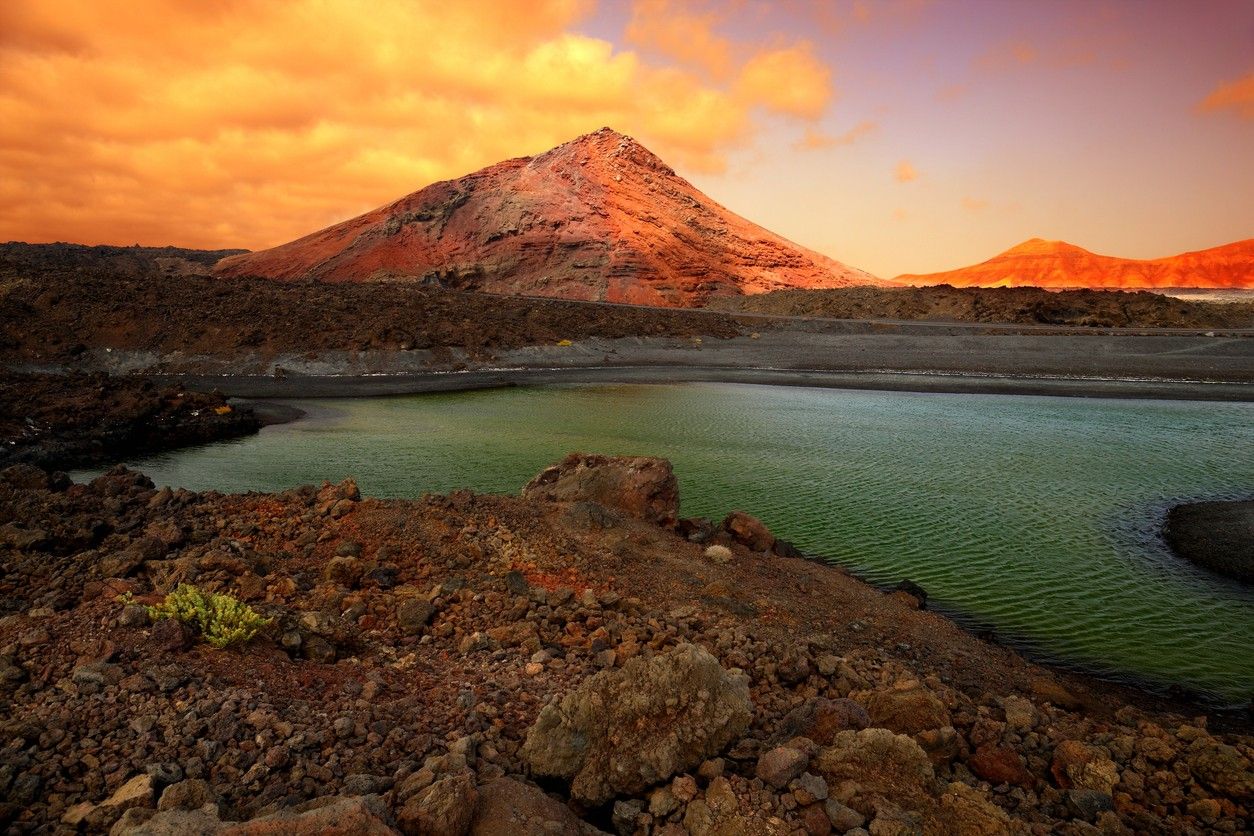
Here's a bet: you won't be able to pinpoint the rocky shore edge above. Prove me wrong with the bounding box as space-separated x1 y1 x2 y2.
0 374 296 472
1 453 1250 835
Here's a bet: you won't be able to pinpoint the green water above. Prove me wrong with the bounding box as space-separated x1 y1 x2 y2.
85 384 1254 703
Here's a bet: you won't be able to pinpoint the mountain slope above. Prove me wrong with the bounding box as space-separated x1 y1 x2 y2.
896 238 1254 289
215 128 879 306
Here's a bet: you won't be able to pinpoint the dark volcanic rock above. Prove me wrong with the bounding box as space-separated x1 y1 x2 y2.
1163 499 1254 583
0 373 262 471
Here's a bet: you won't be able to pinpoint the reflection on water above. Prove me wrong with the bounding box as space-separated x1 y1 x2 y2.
79 383 1254 703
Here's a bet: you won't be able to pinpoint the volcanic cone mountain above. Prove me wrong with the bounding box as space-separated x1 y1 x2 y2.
896 238 1254 290
214 128 880 306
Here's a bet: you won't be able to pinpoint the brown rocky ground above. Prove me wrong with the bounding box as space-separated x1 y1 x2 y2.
0 244 247 281
1 456 1250 835
0 373 263 471
708 286 1254 329
0 269 741 366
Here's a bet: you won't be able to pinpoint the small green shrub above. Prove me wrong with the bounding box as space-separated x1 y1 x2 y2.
147 584 271 649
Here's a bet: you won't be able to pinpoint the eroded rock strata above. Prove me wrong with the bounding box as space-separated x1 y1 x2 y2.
0 457 1250 834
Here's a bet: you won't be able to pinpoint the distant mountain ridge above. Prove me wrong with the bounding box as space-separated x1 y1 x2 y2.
0 242 248 279
214 127 882 306
897 238 1254 289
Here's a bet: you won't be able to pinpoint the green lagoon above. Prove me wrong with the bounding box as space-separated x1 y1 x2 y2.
80 383 1254 703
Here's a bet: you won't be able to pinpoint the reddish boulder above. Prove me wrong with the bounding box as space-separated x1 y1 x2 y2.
864 682 951 735
470 778 596 835
722 511 775 552
774 698 870 746
967 745 1035 788
522 454 679 527
1051 740 1120 793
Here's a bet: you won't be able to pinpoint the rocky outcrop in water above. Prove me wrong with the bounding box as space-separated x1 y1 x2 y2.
1163 499 1254 583
522 453 679 527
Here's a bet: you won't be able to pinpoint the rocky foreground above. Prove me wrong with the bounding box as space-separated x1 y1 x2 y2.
1 455 1250 835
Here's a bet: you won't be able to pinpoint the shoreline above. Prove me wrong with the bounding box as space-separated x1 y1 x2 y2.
188 365 1254 403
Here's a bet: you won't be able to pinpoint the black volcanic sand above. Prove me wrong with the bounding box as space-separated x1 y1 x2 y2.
1165 500 1254 583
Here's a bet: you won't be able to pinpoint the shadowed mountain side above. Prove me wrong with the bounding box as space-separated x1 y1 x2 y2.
214 127 881 307
897 238 1253 290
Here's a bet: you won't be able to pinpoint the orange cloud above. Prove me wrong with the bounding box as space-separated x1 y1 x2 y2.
735 42 833 119
1196 72 1254 120
961 196 988 213
626 0 732 80
894 160 918 183
794 121 878 150
0 0 836 250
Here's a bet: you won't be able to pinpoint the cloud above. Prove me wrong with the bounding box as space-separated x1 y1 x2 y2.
894 160 918 183
793 120 878 150
0 0 836 250
936 83 967 102
1196 72 1254 120
961 196 988 213
735 42 833 119
626 0 732 80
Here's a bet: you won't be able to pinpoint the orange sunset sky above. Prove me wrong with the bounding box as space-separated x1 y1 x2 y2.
1 0 1251 278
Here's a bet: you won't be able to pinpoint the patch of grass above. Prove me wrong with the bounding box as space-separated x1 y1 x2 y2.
147 584 271 648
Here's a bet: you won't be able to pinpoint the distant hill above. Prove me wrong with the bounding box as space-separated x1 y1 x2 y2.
0 242 248 279
214 127 882 307
896 238 1253 290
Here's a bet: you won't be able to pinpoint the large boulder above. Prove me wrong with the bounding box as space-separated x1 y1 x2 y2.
522 454 679 526
470 778 606 835
220 795 395 834
82 774 156 830
1185 738 1254 802
863 680 951 735
120 804 224 835
521 643 752 805
967 745 1035 788
397 771 477 836
814 728 935 791
934 782 1015 836
721 511 775 552
1050 740 1119 794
